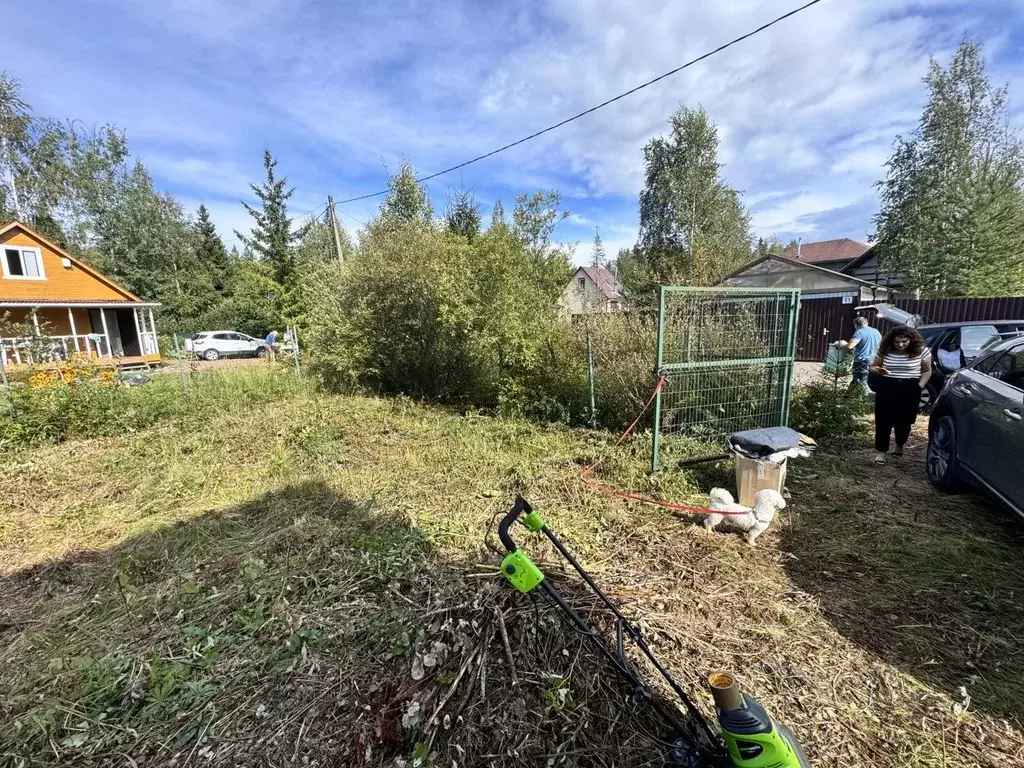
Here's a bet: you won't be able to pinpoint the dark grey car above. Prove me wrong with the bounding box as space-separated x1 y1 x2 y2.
927 337 1024 519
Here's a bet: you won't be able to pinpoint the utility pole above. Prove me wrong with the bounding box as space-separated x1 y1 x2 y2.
327 196 344 262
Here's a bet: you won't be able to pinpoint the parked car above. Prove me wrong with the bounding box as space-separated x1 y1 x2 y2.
915 320 1024 411
926 336 1024 519
186 331 266 361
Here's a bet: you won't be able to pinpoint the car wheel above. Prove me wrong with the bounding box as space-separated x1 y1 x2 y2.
203 348 220 361
919 382 937 413
254 346 266 358
927 415 963 493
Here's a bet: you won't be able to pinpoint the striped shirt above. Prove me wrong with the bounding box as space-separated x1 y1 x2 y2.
881 350 931 379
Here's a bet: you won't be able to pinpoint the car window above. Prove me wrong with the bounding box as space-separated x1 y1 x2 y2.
973 349 1005 375
960 325 999 354
986 344 1024 390
213 333 231 341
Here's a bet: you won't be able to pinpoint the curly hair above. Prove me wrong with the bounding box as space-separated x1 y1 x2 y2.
879 325 925 357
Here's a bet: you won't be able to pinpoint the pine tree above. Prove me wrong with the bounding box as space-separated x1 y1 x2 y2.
445 188 481 242
236 149 298 286
590 227 606 268
194 204 232 293
631 105 752 294
875 39 1024 296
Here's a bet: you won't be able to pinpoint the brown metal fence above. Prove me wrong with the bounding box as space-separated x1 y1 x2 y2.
794 294 1024 361
891 296 1024 326
796 295 857 361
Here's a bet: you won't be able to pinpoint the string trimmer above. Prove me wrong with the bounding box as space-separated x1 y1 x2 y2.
497 496 811 767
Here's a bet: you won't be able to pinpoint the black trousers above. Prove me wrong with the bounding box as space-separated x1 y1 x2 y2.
874 377 921 451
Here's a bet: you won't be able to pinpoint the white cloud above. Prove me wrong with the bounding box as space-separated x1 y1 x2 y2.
5 0 1023 249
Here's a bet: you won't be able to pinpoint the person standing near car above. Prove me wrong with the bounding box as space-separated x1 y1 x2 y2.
870 325 932 464
838 316 881 394
264 329 279 363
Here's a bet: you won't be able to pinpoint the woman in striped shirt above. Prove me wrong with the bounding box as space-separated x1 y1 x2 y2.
869 326 933 464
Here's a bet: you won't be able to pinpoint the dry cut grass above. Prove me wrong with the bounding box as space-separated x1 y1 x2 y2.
1 371 1022 767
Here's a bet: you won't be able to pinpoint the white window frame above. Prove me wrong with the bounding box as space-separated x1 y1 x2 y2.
2 246 47 280
577 277 586 289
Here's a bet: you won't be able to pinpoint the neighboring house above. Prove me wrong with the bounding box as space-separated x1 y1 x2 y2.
719 252 891 362
560 266 626 316
782 238 902 288
0 220 161 367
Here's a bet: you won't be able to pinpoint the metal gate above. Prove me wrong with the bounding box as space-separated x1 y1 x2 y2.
651 287 800 471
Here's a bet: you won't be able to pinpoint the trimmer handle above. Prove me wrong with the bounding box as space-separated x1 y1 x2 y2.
498 496 532 552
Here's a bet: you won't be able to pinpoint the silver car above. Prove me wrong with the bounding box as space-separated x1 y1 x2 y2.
927 336 1024 518
186 331 266 361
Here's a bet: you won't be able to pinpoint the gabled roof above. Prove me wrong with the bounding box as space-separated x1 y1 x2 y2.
719 252 888 289
782 238 872 264
0 220 144 302
576 265 623 300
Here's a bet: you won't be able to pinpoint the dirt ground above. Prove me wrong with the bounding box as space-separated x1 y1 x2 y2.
158 355 272 372
793 360 825 386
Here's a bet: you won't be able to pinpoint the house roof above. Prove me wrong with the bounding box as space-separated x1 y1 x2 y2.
719 253 889 290
577 266 623 300
782 238 872 264
0 220 146 303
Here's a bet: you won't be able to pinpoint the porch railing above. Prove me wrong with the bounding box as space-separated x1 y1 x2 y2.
0 334 111 366
140 331 159 356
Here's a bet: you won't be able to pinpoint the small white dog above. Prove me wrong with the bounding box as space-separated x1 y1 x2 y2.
704 488 787 546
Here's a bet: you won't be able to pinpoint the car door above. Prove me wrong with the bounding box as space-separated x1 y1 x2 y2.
211 333 235 355
961 343 1024 508
233 334 259 355
224 333 248 356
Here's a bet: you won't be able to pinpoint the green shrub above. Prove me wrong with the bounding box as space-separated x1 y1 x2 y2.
789 369 871 439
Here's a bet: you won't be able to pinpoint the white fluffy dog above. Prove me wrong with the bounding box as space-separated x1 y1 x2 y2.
704 488 787 546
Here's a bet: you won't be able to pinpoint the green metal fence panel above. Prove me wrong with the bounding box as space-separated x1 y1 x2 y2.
650 286 800 471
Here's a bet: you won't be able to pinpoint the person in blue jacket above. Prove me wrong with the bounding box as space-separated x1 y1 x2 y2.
264 329 279 363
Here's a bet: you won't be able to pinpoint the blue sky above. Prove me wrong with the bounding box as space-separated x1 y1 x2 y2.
6 0 1024 262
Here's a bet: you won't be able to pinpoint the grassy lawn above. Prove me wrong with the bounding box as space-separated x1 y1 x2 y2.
1 369 1022 767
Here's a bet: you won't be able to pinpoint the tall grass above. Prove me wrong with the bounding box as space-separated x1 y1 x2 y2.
0 367 310 449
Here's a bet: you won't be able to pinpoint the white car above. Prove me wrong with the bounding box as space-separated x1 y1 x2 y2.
186 331 266 361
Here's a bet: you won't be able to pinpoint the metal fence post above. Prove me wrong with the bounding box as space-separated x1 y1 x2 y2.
586 328 597 429
650 286 666 473
780 289 801 426
172 334 188 390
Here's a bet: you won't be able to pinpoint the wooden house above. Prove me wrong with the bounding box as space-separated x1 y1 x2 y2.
0 220 160 367
559 266 626 317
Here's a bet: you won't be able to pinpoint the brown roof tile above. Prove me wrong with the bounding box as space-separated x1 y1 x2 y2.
781 238 871 264
580 266 623 300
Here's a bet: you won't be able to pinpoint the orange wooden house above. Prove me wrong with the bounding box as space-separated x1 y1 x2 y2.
0 220 161 367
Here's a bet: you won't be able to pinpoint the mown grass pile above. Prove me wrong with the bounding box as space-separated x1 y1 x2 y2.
1 369 1022 767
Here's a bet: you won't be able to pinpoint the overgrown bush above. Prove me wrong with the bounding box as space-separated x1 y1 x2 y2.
0 367 308 449
789 369 871 439
303 180 586 422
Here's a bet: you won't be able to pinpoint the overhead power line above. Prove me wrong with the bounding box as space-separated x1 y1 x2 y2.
334 0 825 205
